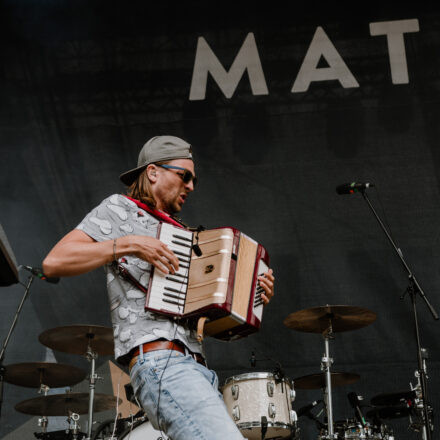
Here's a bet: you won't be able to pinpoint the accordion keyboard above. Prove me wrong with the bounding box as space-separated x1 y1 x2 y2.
147 223 193 314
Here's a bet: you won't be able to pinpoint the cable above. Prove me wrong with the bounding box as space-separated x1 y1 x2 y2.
110 369 123 440
155 257 190 438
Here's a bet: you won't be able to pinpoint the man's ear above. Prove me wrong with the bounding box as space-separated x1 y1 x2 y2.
146 164 157 182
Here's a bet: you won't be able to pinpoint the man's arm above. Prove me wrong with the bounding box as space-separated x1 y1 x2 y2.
42 229 179 278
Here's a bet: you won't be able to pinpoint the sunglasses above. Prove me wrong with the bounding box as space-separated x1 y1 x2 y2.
158 164 198 187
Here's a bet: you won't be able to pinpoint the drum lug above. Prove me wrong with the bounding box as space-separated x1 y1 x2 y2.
231 384 239 400
290 410 298 423
268 402 276 418
267 381 274 397
232 405 241 421
290 388 296 402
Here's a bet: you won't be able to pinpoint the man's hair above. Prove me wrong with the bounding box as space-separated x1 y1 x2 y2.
126 160 168 208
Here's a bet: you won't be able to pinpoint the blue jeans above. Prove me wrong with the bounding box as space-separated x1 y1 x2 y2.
130 349 245 440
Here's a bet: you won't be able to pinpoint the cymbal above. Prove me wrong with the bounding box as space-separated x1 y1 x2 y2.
15 392 121 416
293 372 360 389
370 390 416 407
367 404 412 420
39 325 114 356
4 362 86 388
284 305 376 333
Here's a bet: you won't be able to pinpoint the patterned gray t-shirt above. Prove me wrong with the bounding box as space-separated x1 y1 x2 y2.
76 194 203 363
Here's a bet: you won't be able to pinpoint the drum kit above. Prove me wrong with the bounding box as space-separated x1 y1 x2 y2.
2 307 431 440
220 304 429 440
4 325 120 440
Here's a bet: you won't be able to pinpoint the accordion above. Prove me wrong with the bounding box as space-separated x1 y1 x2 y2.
120 223 269 341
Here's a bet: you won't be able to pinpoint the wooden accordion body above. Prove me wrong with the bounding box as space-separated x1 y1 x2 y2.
145 223 269 341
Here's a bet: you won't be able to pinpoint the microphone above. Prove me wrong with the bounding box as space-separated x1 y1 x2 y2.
297 399 322 417
192 244 202 257
21 266 60 284
336 182 374 195
347 392 366 427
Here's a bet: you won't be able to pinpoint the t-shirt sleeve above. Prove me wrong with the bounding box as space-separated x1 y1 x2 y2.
76 194 133 242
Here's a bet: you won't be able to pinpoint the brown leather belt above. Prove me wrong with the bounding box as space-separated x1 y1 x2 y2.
128 340 205 371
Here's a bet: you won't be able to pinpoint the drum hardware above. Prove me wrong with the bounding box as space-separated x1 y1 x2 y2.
67 413 82 440
38 415 49 433
284 305 376 439
38 325 114 440
321 327 336 439
85 344 99 440
347 392 367 428
409 349 433 439
320 418 394 440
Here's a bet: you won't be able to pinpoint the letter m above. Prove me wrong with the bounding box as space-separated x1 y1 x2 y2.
189 33 268 100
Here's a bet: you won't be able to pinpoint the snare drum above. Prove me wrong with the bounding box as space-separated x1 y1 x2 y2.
222 372 297 440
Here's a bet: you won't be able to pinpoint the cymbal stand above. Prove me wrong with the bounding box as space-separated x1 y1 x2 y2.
360 189 438 440
410 348 432 440
68 412 81 440
321 326 336 439
85 340 99 440
37 384 50 433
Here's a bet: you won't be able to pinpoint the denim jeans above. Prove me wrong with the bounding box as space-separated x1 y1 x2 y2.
130 349 245 440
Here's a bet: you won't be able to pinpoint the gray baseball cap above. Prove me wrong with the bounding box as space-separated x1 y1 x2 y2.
120 135 193 185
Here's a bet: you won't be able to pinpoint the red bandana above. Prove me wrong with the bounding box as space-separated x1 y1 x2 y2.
124 196 184 229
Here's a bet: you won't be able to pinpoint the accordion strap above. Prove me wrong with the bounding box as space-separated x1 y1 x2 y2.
197 317 208 342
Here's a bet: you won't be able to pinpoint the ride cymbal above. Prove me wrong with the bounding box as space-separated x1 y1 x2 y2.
39 325 114 356
293 372 360 389
4 362 86 388
15 392 121 416
284 305 376 333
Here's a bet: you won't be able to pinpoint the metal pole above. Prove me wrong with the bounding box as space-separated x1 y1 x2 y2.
86 348 97 440
322 335 334 438
410 290 432 440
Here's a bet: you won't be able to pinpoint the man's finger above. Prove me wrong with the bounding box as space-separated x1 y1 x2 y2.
161 247 179 271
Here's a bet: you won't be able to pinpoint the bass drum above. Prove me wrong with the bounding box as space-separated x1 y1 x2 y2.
119 419 169 440
92 415 169 440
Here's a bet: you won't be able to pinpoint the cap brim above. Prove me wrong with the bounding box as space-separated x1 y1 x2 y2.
119 164 148 186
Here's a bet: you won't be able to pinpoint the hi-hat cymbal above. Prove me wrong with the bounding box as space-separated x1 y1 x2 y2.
370 390 416 407
15 392 121 416
284 305 376 333
293 372 360 389
39 325 114 356
4 362 86 388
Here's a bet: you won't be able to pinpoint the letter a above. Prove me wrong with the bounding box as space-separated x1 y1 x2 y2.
292 27 359 93
189 33 268 100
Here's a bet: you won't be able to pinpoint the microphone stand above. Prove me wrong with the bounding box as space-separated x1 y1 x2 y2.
0 274 35 420
360 189 438 440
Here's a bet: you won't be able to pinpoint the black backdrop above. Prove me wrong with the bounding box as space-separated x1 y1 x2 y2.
1 1 440 439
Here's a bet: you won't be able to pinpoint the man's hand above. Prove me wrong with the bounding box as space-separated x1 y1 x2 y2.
133 235 179 274
258 268 275 305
